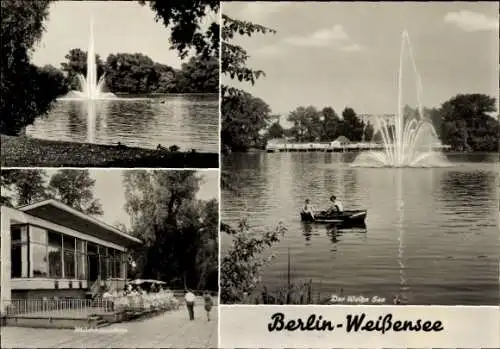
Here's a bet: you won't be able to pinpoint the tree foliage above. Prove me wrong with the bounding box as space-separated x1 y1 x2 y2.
288 106 323 142
221 220 287 304
47 170 103 216
221 14 276 97
60 48 106 91
432 94 499 152
265 121 285 139
38 64 70 97
139 0 219 59
0 0 66 135
1 169 103 215
60 50 217 94
321 107 341 141
222 92 272 151
220 14 277 152
341 107 365 142
173 55 219 93
285 105 369 142
1 169 47 206
389 95 499 152
123 170 218 290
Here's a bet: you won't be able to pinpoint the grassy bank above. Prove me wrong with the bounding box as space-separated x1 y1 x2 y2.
1 135 218 168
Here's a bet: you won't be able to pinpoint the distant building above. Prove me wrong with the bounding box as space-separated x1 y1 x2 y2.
330 136 350 147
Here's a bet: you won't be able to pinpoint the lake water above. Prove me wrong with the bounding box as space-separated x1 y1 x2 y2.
26 94 219 153
222 152 499 305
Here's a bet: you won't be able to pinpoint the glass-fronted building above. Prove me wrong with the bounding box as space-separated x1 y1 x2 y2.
1 199 142 313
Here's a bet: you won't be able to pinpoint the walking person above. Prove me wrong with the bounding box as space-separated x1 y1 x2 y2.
203 292 214 321
184 289 196 320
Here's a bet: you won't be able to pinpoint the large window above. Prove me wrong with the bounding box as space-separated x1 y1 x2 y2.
113 250 122 278
31 244 48 277
63 236 76 279
30 226 47 244
48 231 62 278
10 224 124 281
30 226 48 277
11 225 28 278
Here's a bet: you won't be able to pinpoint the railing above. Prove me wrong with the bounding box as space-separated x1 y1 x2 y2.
3 298 114 317
266 142 452 151
3 293 183 317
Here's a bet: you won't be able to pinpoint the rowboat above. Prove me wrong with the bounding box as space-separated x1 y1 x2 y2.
300 210 367 227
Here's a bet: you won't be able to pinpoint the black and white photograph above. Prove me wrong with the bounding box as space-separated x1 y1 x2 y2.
1 1 219 168
0 169 219 348
220 2 499 306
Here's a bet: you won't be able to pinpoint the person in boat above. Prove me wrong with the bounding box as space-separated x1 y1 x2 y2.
302 199 315 219
329 195 344 213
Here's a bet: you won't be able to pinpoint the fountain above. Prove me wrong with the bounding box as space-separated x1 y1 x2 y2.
352 30 450 168
60 18 116 100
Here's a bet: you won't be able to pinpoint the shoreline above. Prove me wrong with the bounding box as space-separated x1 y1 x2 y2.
1 135 218 168
227 148 498 155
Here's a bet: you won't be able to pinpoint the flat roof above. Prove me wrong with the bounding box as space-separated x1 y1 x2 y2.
17 199 142 247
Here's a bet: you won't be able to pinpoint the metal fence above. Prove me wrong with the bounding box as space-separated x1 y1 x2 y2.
4 298 114 317
3 290 219 317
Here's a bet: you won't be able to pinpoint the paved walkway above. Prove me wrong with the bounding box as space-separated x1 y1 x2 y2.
1 304 217 348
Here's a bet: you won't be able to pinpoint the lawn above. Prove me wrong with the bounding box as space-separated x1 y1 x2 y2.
0 135 218 168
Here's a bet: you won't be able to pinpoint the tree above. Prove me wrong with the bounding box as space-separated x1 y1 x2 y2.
38 64 69 96
434 94 499 152
321 107 341 141
139 0 219 59
123 170 217 290
173 55 219 93
0 169 47 206
287 106 323 142
60 48 106 91
221 14 276 97
0 171 16 206
341 107 365 142
152 63 177 93
221 14 276 152
48 170 103 216
222 92 272 151
266 121 284 139
194 198 218 290
1 0 62 135
104 52 157 94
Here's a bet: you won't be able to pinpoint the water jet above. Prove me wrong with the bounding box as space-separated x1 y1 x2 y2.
59 18 116 101
352 30 450 168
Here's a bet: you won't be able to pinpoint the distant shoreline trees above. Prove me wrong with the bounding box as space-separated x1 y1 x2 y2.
224 94 499 153
59 49 218 95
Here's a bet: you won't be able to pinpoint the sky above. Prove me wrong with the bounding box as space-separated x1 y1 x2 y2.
42 169 219 229
31 1 217 69
222 2 499 120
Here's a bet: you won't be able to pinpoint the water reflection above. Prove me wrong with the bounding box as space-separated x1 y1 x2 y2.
26 94 218 152
439 170 497 208
395 169 409 304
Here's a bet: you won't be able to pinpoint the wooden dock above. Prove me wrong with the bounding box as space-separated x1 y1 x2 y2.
266 142 452 153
